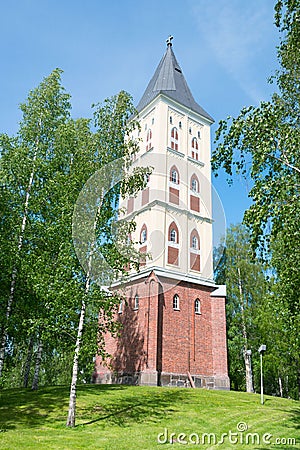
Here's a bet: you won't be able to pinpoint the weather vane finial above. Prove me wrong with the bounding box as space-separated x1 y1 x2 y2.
166 35 173 47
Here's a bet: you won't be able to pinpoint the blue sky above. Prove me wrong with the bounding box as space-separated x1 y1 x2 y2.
0 0 279 228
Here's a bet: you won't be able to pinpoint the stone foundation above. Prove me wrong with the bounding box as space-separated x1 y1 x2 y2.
93 370 230 390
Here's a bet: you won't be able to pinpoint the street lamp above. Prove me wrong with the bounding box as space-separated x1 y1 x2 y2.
258 345 266 405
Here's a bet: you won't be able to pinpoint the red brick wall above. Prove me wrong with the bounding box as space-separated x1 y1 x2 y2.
167 246 179 265
95 274 228 384
211 296 228 377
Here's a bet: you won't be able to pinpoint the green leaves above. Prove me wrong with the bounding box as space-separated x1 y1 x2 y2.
212 1 300 399
0 68 149 390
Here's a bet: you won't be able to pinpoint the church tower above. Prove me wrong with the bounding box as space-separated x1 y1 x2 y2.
94 37 229 389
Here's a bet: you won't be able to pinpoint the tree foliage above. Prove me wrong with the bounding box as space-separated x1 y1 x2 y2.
215 224 266 392
212 1 300 398
0 69 148 411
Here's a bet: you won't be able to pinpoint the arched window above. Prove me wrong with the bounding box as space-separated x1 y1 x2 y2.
168 221 179 244
171 127 179 151
170 166 179 184
195 298 201 314
146 129 152 151
190 230 200 250
168 221 179 265
191 137 199 160
173 294 179 310
118 300 123 313
170 229 177 243
140 225 147 244
190 229 200 271
191 175 199 193
192 235 198 250
134 294 139 310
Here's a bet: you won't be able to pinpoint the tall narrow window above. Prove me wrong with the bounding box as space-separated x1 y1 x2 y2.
190 174 200 212
173 294 179 310
195 298 201 314
191 137 199 160
192 235 198 250
168 221 179 265
170 166 179 184
134 294 139 310
191 177 199 193
190 229 200 271
169 166 180 205
170 229 177 243
140 225 147 244
146 129 152 151
170 127 179 151
139 225 147 267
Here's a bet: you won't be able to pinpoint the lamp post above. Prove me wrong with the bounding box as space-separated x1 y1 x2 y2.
258 345 266 405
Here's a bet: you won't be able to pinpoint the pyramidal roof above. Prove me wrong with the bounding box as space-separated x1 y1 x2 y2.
136 37 214 122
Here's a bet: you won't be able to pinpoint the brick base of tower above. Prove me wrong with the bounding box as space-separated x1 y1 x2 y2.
93 271 230 390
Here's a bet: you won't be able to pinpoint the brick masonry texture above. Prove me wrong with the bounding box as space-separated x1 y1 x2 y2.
94 271 229 389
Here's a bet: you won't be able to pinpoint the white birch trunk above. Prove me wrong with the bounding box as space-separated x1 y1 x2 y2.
279 376 283 397
31 339 43 390
238 267 254 393
66 197 102 427
0 133 39 378
23 335 34 388
66 295 87 427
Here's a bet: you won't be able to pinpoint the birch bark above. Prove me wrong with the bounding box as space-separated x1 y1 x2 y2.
0 134 39 378
237 267 254 393
32 338 43 390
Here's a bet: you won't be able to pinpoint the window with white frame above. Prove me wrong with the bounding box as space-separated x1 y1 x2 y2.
173 294 180 310
170 168 179 184
170 228 177 243
195 298 201 314
140 226 147 244
134 294 139 310
192 235 198 250
191 177 199 193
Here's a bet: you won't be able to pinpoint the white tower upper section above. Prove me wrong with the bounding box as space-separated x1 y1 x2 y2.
122 37 215 285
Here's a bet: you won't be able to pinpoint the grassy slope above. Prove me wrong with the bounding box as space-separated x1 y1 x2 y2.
0 384 299 449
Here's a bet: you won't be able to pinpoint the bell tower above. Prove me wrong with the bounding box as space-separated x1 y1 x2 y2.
94 38 230 390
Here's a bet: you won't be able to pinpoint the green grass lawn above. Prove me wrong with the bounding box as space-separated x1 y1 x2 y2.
0 384 299 449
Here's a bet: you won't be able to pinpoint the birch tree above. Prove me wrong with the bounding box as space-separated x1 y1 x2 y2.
212 0 300 398
0 68 71 378
66 92 149 427
215 224 266 392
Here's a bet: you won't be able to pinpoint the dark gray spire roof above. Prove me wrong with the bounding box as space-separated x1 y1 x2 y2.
136 43 214 122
